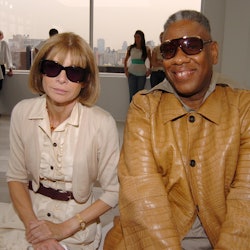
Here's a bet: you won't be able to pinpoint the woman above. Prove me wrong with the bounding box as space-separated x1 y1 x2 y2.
0 32 120 250
124 30 151 102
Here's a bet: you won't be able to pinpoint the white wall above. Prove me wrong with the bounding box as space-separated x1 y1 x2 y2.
0 72 38 115
0 72 151 121
201 0 226 72
96 74 152 121
221 0 250 89
202 0 250 89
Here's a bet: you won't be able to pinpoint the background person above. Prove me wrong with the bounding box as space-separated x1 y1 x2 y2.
104 10 250 250
124 30 151 102
0 32 120 250
0 30 13 90
150 31 165 88
35 28 59 54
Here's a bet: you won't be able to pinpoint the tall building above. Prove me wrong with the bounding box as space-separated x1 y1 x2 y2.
122 41 127 51
97 38 105 53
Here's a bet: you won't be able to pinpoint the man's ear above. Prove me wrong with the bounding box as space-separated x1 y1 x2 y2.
211 41 219 65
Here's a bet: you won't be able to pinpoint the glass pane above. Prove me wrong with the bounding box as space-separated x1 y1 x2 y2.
0 0 89 70
94 0 201 70
1 0 201 72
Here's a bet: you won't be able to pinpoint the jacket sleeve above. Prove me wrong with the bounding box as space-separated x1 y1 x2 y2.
6 102 29 182
2 41 13 69
215 93 250 249
97 113 120 208
118 93 182 249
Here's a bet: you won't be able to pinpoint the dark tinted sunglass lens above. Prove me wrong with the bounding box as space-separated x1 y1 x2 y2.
66 67 87 83
160 41 177 59
182 37 203 55
42 60 62 77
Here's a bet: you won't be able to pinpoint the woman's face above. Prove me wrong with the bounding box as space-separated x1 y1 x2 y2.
42 52 84 106
134 34 142 45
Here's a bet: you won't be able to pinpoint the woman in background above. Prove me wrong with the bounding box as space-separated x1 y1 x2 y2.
0 32 120 250
124 30 151 102
0 30 13 90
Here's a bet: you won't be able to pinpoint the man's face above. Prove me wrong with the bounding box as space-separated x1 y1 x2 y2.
162 20 218 100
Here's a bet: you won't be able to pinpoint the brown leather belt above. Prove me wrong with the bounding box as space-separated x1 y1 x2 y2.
28 181 74 201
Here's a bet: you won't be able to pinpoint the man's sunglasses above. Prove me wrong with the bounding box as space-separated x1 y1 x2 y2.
160 36 212 60
40 60 90 83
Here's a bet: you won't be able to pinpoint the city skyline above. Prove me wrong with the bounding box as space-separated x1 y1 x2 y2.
1 0 201 50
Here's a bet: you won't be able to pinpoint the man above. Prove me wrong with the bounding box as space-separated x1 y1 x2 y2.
0 30 13 90
34 28 58 54
150 31 165 88
104 10 250 249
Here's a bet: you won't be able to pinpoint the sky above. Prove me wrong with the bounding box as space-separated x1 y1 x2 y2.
1 0 201 50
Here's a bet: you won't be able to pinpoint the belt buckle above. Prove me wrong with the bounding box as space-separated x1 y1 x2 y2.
65 190 73 201
58 190 72 201
67 192 72 201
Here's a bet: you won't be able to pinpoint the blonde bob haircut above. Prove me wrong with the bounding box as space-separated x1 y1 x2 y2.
29 32 100 107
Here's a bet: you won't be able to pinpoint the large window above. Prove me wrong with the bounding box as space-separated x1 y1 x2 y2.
1 0 201 71
94 0 201 71
1 0 89 70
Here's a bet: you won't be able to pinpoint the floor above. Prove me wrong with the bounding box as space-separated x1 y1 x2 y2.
0 114 124 225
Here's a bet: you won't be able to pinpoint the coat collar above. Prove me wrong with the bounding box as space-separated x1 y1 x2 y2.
27 95 80 128
141 72 235 125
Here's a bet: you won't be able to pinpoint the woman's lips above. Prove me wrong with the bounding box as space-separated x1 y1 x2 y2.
53 88 67 94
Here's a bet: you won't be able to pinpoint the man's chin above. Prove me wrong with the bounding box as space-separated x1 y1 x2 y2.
170 83 195 98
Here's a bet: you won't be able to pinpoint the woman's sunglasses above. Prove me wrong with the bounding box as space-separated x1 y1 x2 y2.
40 60 90 83
160 36 212 60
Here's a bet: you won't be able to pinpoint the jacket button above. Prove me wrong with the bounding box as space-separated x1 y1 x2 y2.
50 166 54 170
47 213 51 217
189 115 195 123
53 142 57 147
190 159 196 167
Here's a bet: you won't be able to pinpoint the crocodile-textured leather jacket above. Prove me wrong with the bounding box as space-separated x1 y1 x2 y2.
105 73 250 249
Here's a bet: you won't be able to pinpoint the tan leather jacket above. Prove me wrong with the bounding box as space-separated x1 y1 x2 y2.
111 77 250 249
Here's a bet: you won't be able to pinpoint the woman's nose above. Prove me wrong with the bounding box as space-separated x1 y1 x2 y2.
57 69 68 83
